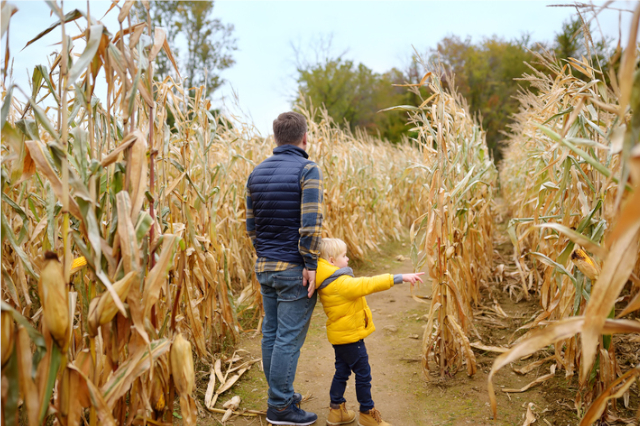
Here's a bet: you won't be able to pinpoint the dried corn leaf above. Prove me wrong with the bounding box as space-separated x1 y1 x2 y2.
579 366 640 426
502 365 556 393
204 366 217 410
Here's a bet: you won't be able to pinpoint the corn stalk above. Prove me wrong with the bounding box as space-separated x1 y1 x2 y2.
403 63 497 379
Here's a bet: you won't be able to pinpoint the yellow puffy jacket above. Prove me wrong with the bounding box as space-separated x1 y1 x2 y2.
316 258 395 345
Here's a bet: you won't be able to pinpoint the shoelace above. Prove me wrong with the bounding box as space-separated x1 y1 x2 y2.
369 408 383 423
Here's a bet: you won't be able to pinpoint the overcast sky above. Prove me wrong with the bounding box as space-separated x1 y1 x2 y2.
4 1 638 136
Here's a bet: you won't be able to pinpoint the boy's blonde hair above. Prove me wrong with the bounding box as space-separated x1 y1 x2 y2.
320 238 347 260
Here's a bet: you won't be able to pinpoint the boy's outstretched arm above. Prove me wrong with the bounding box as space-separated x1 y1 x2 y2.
338 272 425 300
339 274 396 300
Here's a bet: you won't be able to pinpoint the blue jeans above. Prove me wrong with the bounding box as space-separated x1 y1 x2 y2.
330 340 374 412
258 265 317 409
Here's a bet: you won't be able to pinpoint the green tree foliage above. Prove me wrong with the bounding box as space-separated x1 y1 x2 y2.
553 17 613 82
432 35 542 161
294 18 613 159
135 1 236 97
295 57 406 142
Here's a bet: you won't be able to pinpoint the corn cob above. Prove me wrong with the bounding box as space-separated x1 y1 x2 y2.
571 248 600 281
1 310 14 366
171 333 195 396
39 252 69 349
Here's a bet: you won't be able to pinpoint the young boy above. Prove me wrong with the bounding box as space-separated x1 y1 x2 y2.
315 238 424 426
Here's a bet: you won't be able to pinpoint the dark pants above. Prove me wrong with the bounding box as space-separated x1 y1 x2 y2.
330 339 374 412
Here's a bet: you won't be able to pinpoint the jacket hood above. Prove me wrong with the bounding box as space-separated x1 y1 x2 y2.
316 258 354 291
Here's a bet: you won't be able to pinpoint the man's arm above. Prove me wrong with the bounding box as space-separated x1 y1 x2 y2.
299 163 323 296
245 184 257 249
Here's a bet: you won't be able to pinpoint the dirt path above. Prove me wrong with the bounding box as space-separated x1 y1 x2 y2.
196 232 577 426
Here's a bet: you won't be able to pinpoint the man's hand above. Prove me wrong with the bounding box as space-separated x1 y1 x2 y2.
303 268 316 298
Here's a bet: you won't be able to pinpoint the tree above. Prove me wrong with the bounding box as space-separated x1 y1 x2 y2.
135 1 236 97
296 57 418 142
431 35 542 161
553 17 613 82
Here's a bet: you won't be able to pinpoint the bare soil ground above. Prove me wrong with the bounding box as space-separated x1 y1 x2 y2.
193 213 639 426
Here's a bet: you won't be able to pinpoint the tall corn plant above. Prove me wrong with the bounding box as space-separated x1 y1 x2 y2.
492 5 640 424
402 65 497 379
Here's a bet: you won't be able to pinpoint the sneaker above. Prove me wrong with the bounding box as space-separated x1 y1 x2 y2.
327 402 356 425
266 403 318 425
358 408 391 426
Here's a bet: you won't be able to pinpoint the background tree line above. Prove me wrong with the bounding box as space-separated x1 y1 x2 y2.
131 2 613 162
294 18 613 161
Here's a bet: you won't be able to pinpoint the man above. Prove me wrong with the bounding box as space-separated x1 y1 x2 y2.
246 111 323 425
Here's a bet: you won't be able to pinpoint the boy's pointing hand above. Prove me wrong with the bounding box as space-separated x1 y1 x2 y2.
401 272 425 285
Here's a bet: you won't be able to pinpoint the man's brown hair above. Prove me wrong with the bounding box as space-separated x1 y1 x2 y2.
273 112 307 146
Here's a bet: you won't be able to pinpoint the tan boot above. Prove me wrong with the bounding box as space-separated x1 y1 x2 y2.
358 408 391 426
327 402 356 425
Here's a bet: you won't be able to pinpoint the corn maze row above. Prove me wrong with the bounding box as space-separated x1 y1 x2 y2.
1 2 639 426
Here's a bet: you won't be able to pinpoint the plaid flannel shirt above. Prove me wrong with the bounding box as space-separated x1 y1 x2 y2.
246 162 323 273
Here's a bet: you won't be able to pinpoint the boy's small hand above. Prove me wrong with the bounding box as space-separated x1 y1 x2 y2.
402 272 424 285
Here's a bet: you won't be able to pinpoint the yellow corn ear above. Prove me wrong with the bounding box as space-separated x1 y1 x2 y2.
88 271 137 336
71 256 87 273
150 374 165 411
571 248 600 281
171 333 195 396
1 310 14 366
40 252 69 349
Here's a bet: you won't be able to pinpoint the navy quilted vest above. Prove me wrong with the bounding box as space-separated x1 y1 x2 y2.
247 144 312 264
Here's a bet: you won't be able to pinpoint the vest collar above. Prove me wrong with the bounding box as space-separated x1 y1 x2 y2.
273 144 309 159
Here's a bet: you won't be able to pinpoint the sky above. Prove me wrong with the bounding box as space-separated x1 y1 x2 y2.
3 1 638 136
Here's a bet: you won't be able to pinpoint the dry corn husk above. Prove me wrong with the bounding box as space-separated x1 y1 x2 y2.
171 333 195 396
127 131 148 220
222 395 241 422
87 271 138 336
571 249 601 281
39 252 69 349
1 310 14 366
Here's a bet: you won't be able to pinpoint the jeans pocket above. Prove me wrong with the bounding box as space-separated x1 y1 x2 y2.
273 269 304 301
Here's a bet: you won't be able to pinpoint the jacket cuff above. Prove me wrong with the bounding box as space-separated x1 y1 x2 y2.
304 258 318 271
393 274 403 284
